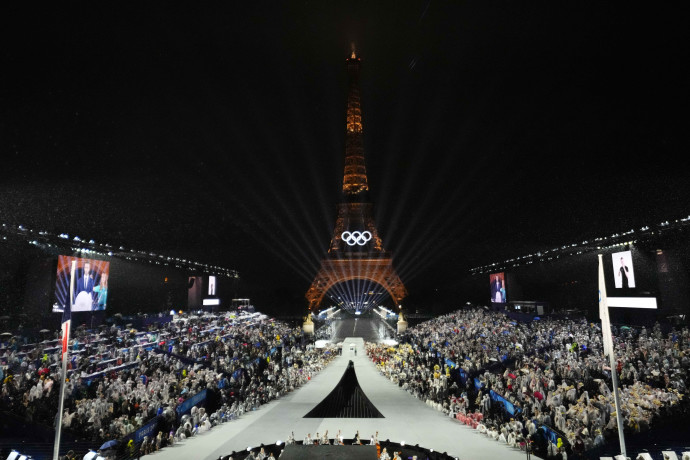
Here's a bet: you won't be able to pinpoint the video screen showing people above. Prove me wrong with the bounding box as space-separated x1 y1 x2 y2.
490 272 506 303
612 250 636 289
208 276 216 296
54 256 110 313
604 247 657 309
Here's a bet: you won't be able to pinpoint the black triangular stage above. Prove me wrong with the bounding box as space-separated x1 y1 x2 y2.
304 360 384 418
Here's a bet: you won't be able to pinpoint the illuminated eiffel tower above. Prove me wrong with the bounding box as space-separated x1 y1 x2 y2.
306 48 407 311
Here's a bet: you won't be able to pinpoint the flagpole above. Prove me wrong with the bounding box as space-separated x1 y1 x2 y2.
53 260 75 460
608 344 627 458
598 254 627 458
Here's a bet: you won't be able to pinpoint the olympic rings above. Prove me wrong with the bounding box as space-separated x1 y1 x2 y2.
341 230 372 246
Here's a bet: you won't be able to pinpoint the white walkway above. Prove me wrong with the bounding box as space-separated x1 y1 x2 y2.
149 338 527 460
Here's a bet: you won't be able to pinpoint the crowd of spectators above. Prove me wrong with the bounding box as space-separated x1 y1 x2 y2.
4 305 688 459
367 307 689 459
0 311 336 458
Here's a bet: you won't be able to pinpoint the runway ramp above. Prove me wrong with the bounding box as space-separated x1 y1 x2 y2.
149 337 527 460
330 317 393 343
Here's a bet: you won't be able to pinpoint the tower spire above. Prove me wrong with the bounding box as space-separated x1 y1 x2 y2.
343 47 368 198
305 49 407 311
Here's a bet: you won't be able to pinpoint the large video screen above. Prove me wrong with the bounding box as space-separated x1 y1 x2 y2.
188 276 203 309
611 250 636 288
54 256 110 313
604 248 657 309
208 276 216 296
489 272 506 303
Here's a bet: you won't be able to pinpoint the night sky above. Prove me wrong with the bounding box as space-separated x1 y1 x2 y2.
1 3 688 312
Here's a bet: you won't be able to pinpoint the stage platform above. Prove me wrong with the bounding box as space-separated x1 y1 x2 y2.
278 445 378 459
148 333 527 460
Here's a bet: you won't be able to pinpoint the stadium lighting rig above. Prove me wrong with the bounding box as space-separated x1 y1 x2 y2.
469 214 690 275
377 306 397 318
317 306 337 317
1 222 239 278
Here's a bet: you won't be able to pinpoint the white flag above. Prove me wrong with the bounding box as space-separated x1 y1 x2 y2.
598 255 614 357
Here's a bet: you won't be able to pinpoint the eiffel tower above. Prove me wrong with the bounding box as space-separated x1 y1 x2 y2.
305 49 407 311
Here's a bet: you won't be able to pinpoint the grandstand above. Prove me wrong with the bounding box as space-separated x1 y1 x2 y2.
2 292 689 460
